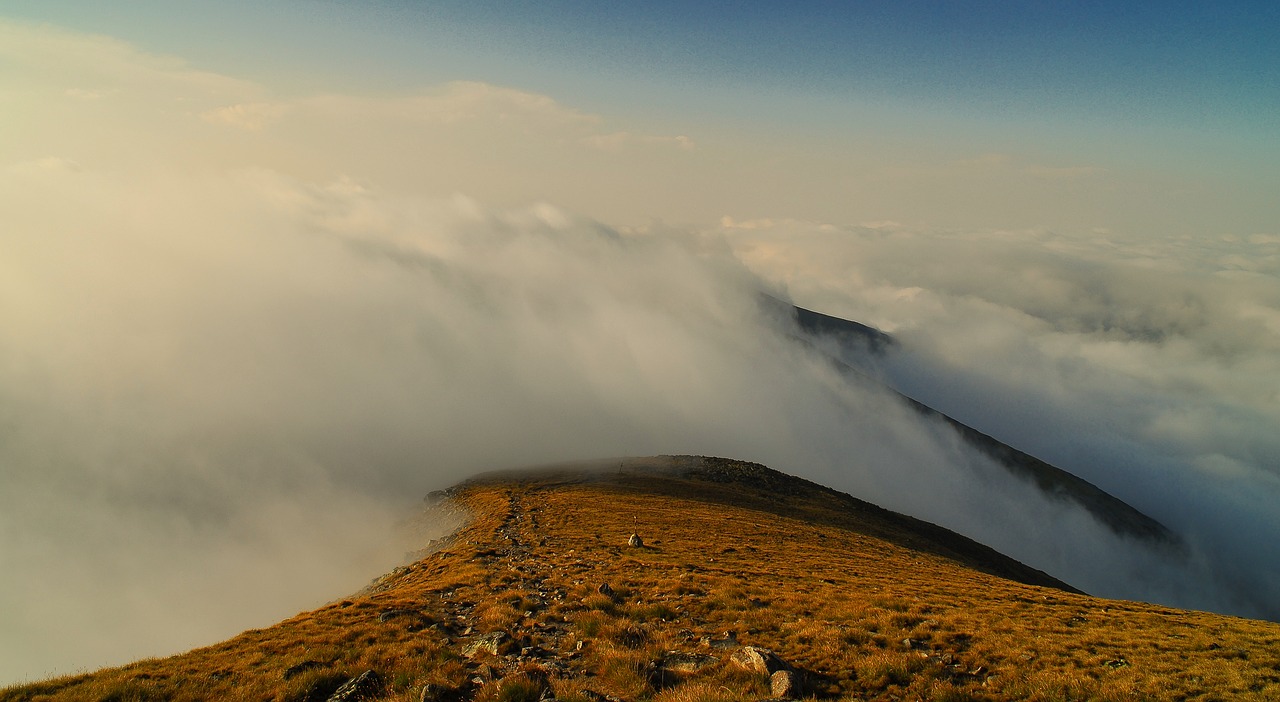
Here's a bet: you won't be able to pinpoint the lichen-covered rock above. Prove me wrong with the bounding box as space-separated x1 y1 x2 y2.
326 670 381 702
730 646 788 675
462 631 512 658
661 651 718 673
770 669 800 698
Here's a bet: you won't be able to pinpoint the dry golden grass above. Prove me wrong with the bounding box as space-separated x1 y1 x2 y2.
5 456 1279 701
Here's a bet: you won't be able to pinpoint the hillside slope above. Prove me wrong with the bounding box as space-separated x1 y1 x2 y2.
6 456 1278 702
778 300 1178 546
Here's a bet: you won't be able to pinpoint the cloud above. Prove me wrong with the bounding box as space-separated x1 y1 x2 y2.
720 217 1280 617
201 102 287 131
1023 164 1104 179
2 18 1278 686
0 18 259 98
952 153 1102 178
583 131 695 151
6 156 83 174
5 155 1278 683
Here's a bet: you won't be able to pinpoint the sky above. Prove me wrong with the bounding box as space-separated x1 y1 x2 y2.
2 0 1278 686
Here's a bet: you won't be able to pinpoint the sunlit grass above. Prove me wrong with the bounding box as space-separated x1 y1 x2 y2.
5 458 1280 702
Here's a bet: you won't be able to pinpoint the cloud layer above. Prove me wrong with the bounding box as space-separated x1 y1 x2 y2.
2 18 1278 684
724 218 1280 615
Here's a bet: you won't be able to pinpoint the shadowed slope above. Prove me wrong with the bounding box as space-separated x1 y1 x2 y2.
7 456 1277 702
774 298 1180 547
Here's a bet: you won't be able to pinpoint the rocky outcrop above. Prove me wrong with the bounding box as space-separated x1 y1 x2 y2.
325 670 381 702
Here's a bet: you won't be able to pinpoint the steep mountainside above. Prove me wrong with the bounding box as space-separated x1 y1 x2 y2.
778 300 1178 546
7 456 1277 702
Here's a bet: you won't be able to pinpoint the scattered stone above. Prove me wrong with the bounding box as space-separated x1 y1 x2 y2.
628 533 643 547
379 609 429 630
702 630 738 649
770 669 800 698
730 646 788 676
1103 658 1130 669
597 582 615 597
418 682 463 702
326 670 381 702
462 631 512 658
661 651 718 673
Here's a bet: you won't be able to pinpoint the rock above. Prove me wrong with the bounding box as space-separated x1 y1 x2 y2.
462 631 512 658
418 683 463 702
770 669 800 698
379 609 429 630
702 630 738 649
597 582 615 597
661 651 718 673
378 609 418 622
628 533 643 547
1103 658 1130 669
326 670 381 702
730 646 788 676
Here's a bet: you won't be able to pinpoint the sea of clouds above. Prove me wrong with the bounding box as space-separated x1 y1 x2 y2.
2 18 1278 685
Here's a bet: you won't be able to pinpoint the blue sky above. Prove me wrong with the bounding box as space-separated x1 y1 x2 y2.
2 1 1276 239
10 1 1278 127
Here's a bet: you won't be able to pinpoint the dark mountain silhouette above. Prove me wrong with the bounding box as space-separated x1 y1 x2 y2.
769 296 1179 546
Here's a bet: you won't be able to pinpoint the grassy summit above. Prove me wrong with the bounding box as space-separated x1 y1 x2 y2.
6 456 1279 701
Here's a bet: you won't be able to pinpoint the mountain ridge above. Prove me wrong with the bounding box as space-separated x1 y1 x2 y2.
775 299 1179 547
8 456 1278 702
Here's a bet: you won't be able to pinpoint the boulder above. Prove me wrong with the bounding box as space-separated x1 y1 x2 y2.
628 533 644 547
730 646 788 676
770 669 800 698
702 630 738 649
661 651 718 673
462 631 512 658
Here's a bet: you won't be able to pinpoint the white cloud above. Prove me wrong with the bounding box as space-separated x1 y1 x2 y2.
6 156 83 174
584 131 695 151
720 216 1280 617
2 17 1279 685
201 101 286 131
1023 163 1104 179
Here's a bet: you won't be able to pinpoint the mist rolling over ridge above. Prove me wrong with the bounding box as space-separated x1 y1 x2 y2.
2 7 1279 687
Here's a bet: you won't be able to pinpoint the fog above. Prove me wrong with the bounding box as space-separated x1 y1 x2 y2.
725 218 1280 616
5 167 1279 682
3 19 1279 685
